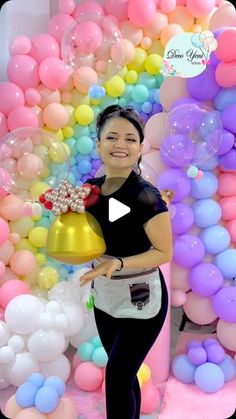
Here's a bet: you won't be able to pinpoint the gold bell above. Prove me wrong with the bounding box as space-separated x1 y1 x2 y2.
46 211 106 264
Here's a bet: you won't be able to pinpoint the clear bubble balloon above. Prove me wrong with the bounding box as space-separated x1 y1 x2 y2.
61 14 125 88
0 127 69 201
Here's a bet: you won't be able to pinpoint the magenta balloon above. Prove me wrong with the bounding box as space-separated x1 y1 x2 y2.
186 66 220 101
158 169 191 203
188 347 207 366
173 234 205 268
189 263 224 297
212 287 236 323
218 129 234 156
206 344 226 364
219 149 236 171
161 134 194 167
221 103 236 134
171 203 194 235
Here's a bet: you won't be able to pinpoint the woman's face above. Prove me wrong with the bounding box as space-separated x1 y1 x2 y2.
96 117 143 172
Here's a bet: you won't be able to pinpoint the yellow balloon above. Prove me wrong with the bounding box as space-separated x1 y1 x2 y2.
41 167 50 178
30 182 49 201
145 54 162 75
62 142 71 157
137 375 143 387
55 129 64 142
125 70 138 84
10 217 34 238
48 142 68 163
104 76 125 98
15 238 37 254
36 253 47 265
71 89 90 107
127 48 147 72
64 105 76 126
29 226 48 248
37 266 59 290
138 364 151 384
74 104 94 126
90 98 101 106
63 126 74 139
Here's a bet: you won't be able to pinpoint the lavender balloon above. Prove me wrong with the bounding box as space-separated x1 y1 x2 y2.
194 363 225 393
173 234 205 268
219 355 236 382
171 203 194 235
206 344 225 364
217 130 234 156
222 103 236 134
186 66 220 101
186 340 203 352
219 149 236 171
158 169 191 203
168 104 203 133
202 338 219 348
172 355 196 384
161 134 194 167
212 287 236 323
188 347 207 366
189 263 224 297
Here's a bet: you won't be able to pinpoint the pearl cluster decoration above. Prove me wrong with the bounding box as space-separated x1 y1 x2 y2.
39 180 100 216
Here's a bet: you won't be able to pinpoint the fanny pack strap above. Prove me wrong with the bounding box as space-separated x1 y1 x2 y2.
91 262 157 279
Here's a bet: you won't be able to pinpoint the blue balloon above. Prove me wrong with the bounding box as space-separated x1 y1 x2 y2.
219 355 236 382
214 87 236 111
194 362 225 393
78 342 94 361
215 249 236 279
16 382 38 408
141 101 152 113
200 225 231 255
192 199 222 228
92 347 108 367
90 149 100 160
191 171 218 199
35 386 59 413
91 335 102 348
77 159 92 175
27 373 45 389
44 376 65 397
198 155 219 170
64 138 77 155
172 355 196 383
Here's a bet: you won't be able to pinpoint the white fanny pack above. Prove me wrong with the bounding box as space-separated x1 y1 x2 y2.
91 268 162 319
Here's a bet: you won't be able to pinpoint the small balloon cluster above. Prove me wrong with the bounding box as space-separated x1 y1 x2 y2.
4 373 77 419
39 180 100 216
172 338 236 394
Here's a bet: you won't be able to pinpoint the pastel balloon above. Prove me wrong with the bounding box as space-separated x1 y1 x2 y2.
104 0 129 21
25 88 41 106
10 36 31 55
161 134 194 167
158 168 191 203
214 28 236 62
59 0 75 14
188 346 207 366
193 199 221 228
4 395 22 418
16 154 44 180
128 0 156 27
194 363 225 393
160 77 188 111
219 196 236 221
7 352 40 387
214 249 236 279
160 23 184 47
48 13 74 43
215 61 236 89
171 289 187 307
10 250 37 276
209 3 236 32
15 407 46 419
189 263 224 297
186 66 220 101
221 103 236 134
30 33 60 63
219 149 236 171
47 397 78 419
43 103 68 129
217 319 236 352
143 11 168 39
39 354 71 382
160 0 176 14
140 382 160 414
186 0 216 19
218 173 236 196
74 21 103 54
183 292 217 325
168 6 194 31
0 195 24 220
73 0 104 18
191 171 218 199
200 225 231 255
73 67 98 94
225 220 236 243
212 287 236 323
0 241 14 266
0 217 9 246
215 87 236 114
39 57 69 90
218 355 236 382
172 354 196 383
74 361 103 391
0 112 8 137
28 329 65 362
0 82 25 116
7 55 40 90
8 106 39 130
144 112 168 148
217 129 234 156
0 280 30 308
171 203 194 234
174 234 205 268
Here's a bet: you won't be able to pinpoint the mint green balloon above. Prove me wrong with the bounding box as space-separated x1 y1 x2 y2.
65 138 77 156
138 72 157 90
35 217 50 228
156 73 165 88
101 97 118 109
131 84 149 103
78 342 94 361
74 124 90 139
76 136 94 155
92 347 108 367
90 336 102 348
92 106 102 119
119 97 127 107
123 85 133 100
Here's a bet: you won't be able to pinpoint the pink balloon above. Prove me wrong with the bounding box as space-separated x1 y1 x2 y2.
0 216 10 246
0 240 15 265
128 0 156 27
39 57 69 90
0 261 6 277
104 0 129 21
7 106 39 130
160 0 176 14
25 88 41 106
160 77 188 111
215 29 236 63
186 0 216 18
4 395 22 419
215 61 236 88
74 21 103 54
7 55 40 90
0 267 18 285
225 219 236 243
73 0 104 18
171 289 187 307
143 11 168 39
38 86 61 108
15 408 47 419
74 362 103 391
0 168 12 198
0 112 9 137
10 250 37 276
209 3 236 32
144 112 168 148
48 13 74 43
217 319 236 352
171 263 190 292
0 82 25 116
43 103 69 129
0 195 24 220
10 36 31 56
183 292 218 325
30 33 60 63
59 0 76 14
218 173 236 196
0 279 30 308
16 153 44 180
47 398 78 419
142 138 151 154
219 196 236 221
141 382 160 414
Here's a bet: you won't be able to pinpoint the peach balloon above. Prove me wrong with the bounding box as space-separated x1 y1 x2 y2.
25 88 41 106
38 85 61 108
171 289 187 307
17 154 44 180
15 408 47 419
10 250 37 276
73 67 98 94
43 103 69 130
171 263 191 292
142 149 167 177
160 0 176 14
0 240 14 266
144 112 168 148
217 319 236 352
61 92 72 104
47 398 78 419
209 2 236 31
0 216 10 246
141 37 152 49
183 292 218 325
0 195 24 220
225 220 236 243
196 7 217 30
0 267 17 285
219 196 236 221
4 395 22 419
120 21 143 46
143 12 168 39
160 77 188 111
160 24 184 47
168 5 194 31
218 173 236 196
60 76 74 92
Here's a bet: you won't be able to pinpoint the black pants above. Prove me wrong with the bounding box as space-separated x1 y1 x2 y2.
93 269 169 419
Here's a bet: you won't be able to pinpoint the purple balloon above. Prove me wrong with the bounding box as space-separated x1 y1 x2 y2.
194 363 225 393
173 234 205 268
219 149 236 171
140 111 149 123
202 338 220 349
222 103 236 134
186 340 203 352
186 66 220 101
171 203 194 235
159 148 182 168
189 263 224 297
161 134 194 167
158 169 191 203
218 129 234 156
168 104 203 133
212 287 236 323
188 347 207 366
91 160 102 170
210 52 220 67
206 344 226 364
151 103 162 114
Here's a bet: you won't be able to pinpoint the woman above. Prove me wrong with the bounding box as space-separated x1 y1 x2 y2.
80 105 173 419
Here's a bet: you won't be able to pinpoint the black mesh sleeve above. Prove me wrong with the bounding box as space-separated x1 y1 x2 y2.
137 185 168 225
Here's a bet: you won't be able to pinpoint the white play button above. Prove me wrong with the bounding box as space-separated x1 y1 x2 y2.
109 198 131 222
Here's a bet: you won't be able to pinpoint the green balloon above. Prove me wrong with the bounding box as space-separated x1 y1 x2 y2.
76 136 94 155
138 72 157 90
131 84 149 103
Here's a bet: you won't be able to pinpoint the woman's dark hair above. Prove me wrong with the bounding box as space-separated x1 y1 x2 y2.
96 105 144 175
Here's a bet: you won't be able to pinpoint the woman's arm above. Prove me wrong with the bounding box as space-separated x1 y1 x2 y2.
122 212 173 270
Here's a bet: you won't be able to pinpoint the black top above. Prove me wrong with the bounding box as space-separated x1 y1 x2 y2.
86 170 168 257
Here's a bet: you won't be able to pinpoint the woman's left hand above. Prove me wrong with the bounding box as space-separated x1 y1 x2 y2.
80 258 122 287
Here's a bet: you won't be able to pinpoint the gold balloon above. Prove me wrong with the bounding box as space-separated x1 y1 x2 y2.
46 211 106 264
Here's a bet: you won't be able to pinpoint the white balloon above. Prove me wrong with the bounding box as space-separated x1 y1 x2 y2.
31 286 49 300
7 352 39 387
0 346 15 365
55 314 69 333
69 312 97 348
61 303 84 337
48 281 72 304
0 366 10 390
45 301 61 315
0 321 10 347
27 329 65 362
8 335 26 353
39 354 71 382
5 295 45 335
38 313 55 330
